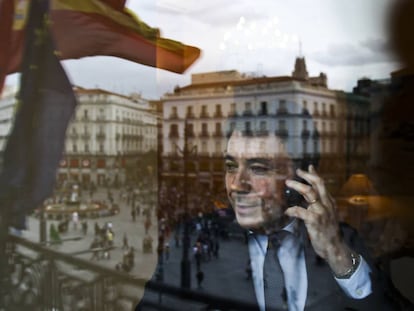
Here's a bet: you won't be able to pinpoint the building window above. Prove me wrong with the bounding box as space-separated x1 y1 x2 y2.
169 124 179 138
99 144 104 152
330 104 336 117
278 100 287 114
322 103 326 112
260 101 268 115
201 141 208 153
279 120 286 130
83 109 88 120
85 144 89 153
201 105 208 117
313 140 318 154
314 102 319 114
186 106 193 118
215 104 222 117
215 141 221 154
230 103 236 115
260 121 267 131
171 106 178 118
186 123 195 137
230 122 236 133
73 144 77 152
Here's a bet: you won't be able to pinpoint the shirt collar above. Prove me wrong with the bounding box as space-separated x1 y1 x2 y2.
248 218 299 237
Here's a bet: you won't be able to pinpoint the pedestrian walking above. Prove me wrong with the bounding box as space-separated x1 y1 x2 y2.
196 270 204 289
81 220 88 235
164 242 170 261
123 233 129 250
131 208 136 222
71 211 79 230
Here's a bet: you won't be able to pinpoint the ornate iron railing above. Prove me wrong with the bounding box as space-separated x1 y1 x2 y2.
2 234 147 311
1 234 261 311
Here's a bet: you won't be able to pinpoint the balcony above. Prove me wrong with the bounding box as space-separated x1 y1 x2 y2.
68 132 78 140
2 234 143 311
212 130 223 138
169 113 179 120
199 131 210 138
275 129 289 138
81 133 91 140
256 130 269 137
213 111 223 118
276 108 288 115
228 111 238 118
302 108 310 116
186 112 195 119
96 132 106 140
199 112 210 119
312 130 320 138
242 130 254 137
169 131 179 138
242 110 253 117
301 130 311 138
187 130 196 138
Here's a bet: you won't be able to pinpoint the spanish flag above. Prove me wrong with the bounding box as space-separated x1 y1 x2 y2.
2 0 201 81
0 0 77 229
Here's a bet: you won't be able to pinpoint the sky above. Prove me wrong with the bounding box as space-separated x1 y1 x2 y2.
6 0 400 99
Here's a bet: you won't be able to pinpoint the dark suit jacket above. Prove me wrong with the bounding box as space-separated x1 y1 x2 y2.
136 222 412 311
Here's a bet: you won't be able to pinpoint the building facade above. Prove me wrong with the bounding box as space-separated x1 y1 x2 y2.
0 86 159 187
60 87 158 187
160 58 369 203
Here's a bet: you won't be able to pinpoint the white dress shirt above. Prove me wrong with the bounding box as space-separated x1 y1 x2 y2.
248 221 372 311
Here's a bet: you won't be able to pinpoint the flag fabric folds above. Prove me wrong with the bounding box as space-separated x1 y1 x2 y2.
5 0 201 76
0 0 17 93
0 0 77 228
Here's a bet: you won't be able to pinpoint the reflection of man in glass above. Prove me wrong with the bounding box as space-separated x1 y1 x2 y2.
224 128 403 310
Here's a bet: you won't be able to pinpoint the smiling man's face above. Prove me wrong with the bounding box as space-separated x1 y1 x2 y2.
225 131 294 232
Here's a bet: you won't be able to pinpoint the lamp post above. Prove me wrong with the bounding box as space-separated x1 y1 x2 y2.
174 121 197 289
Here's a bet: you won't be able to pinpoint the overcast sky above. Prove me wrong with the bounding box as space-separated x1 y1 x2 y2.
6 0 400 99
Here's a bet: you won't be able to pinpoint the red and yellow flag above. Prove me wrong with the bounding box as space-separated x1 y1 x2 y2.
3 0 201 77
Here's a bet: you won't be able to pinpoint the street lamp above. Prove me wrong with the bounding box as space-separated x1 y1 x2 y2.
174 121 197 289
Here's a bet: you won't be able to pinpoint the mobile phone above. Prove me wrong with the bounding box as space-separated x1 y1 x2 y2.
284 175 308 208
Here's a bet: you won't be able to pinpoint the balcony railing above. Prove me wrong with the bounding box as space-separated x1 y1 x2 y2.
69 133 79 140
213 111 223 118
256 130 269 137
2 234 145 311
169 113 180 120
81 133 91 140
276 108 288 115
212 130 223 138
301 130 311 138
242 110 253 117
275 129 289 138
169 131 179 138
96 132 106 140
199 112 210 119
199 131 210 138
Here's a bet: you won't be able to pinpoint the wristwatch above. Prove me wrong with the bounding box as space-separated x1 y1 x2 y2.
334 251 361 279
